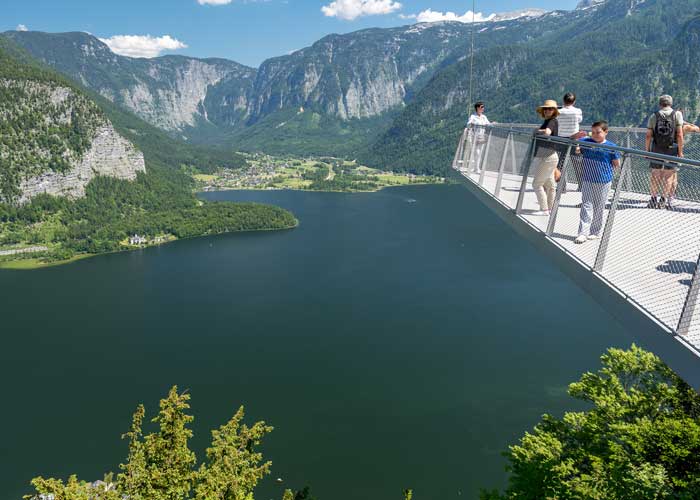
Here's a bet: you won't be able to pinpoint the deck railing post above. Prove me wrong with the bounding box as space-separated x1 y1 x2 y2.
546 144 573 236
493 132 512 198
677 252 700 337
478 128 493 186
593 154 630 272
515 136 538 215
464 126 477 172
452 129 467 171
509 132 518 174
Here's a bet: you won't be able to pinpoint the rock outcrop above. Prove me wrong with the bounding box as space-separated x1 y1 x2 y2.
19 122 145 203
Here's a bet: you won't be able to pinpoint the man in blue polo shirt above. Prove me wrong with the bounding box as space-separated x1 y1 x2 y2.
574 121 621 244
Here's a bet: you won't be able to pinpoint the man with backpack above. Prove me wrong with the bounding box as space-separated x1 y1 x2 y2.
645 94 684 209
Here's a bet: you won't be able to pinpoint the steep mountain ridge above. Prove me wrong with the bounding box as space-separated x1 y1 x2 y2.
2 31 256 133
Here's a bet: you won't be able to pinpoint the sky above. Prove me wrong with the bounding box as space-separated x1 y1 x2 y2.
3 0 579 67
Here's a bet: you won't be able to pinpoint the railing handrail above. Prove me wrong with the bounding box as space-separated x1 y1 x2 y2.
493 122 650 134
467 124 700 170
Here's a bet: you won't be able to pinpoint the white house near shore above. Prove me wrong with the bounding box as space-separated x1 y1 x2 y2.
129 234 147 245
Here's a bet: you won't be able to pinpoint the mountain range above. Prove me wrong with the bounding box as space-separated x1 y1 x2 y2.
0 10 548 157
4 0 700 175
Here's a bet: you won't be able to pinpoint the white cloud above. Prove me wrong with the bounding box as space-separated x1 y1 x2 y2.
321 0 402 21
16 24 28 31
401 8 548 24
408 9 495 23
98 35 188 58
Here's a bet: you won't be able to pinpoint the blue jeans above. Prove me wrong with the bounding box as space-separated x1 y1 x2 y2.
578 181 611 237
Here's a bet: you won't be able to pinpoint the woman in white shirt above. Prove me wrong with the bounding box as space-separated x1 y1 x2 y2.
466 102 491 173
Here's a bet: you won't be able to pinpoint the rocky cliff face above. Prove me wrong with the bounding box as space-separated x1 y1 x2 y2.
0 76 145 204
243 20 548 123
115 57 238 130
246 24 470 121
3 31 257 133
19 122 145 203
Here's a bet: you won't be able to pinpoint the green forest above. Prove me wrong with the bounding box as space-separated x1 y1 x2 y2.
0 163 297 263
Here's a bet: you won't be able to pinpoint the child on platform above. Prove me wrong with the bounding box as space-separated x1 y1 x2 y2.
574 121 621 244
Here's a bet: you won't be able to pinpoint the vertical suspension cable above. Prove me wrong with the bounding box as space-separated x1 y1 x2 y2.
468 0 475 112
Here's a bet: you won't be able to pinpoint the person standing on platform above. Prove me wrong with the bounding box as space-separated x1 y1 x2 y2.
557 92 584 191
531 99 560 215
645 95 683 209
466 102 491 173
668 109 699 207
574 121 621 244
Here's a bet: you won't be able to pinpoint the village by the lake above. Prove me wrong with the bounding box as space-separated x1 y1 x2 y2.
191 154 443 193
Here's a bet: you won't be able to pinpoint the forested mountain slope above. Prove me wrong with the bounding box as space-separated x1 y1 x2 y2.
364 0 700 174
0 40 295 265
0 38 144 204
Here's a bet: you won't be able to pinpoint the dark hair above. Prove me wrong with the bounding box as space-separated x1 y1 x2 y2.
592 120 609 132
563 93 576 105
474 102 485 111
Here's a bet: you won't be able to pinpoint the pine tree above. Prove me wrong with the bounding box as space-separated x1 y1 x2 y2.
145 386 197 500
195 405 273 500
117 404 150 499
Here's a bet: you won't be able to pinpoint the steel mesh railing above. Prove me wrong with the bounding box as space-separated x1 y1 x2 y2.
453 124 700 353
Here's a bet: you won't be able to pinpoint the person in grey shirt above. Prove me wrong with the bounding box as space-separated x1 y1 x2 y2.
645 94 684 209
557 93 583 191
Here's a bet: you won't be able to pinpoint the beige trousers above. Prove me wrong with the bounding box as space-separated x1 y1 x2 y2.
531 153 559 210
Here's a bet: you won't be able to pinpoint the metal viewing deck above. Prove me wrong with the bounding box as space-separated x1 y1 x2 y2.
453 124 700 387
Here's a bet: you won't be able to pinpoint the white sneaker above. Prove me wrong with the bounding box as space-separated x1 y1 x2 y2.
575 235 587 244
587 234 600 240
532 210 550 216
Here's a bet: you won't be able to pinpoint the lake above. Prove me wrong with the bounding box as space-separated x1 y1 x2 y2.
0 184 634 500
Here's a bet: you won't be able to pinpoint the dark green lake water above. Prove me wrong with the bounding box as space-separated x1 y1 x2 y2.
1 185 634 500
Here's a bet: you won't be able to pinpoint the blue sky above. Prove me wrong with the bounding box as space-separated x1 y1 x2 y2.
3 0 579 67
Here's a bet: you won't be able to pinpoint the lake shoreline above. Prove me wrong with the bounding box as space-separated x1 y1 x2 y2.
0 221 299 271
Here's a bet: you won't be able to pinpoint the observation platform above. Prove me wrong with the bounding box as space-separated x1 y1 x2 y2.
453 124 700 388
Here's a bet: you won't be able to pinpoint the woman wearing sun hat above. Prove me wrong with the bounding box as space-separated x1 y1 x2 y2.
531 99 560 215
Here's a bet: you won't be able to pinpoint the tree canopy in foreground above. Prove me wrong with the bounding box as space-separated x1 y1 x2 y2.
25 346 700 500
25 386 275 500
482 345 700 500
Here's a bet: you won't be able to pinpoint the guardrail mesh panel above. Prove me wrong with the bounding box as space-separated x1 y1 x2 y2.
453 124 700 355
546 144 617 268
498 132 531 209
479 128 509 196
597 160 700 331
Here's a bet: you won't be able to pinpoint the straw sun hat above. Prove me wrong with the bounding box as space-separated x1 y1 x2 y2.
536 99 560 118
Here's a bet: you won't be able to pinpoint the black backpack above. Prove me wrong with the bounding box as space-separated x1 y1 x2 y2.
653 111 676 149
